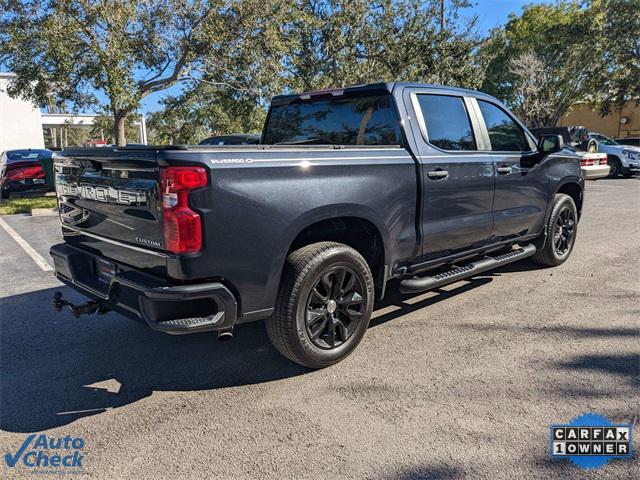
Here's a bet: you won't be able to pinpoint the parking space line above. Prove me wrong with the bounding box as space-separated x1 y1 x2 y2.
0 217 53 271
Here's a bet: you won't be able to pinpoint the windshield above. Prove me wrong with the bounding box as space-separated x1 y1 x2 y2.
263 94 402 146
590 133 618 146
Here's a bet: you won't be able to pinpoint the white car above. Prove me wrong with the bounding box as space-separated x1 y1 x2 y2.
586 133 640 177
577 152 609 180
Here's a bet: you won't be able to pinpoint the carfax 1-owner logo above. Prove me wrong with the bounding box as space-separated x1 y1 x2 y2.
550 412 633 469
4 433 85 473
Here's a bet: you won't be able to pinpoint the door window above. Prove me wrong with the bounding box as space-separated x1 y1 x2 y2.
477 101 530 152
416 94 476 151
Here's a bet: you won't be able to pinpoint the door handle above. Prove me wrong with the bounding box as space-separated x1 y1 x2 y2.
427 170 449 179
496 166 512 174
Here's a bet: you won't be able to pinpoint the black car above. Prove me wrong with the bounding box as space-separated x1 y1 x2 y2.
0 149 52 198
198 134 260 146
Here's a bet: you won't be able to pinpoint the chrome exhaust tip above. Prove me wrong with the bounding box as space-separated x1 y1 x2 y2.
217 330 234 342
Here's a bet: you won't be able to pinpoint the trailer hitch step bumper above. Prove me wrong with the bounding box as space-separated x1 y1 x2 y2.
52 291 111 318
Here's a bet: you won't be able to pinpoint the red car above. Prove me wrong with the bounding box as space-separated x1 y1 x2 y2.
0 149 52 199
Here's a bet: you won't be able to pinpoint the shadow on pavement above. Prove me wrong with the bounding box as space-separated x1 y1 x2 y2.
388 465 465 480
370 276 494 328
457 323 640 339
555 353 639 386
0 286 308 433
1 277 499 433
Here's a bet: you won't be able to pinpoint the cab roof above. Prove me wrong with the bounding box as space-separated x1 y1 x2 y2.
270 82 498 106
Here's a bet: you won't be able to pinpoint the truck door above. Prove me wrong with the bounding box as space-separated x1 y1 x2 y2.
404 90 495 259
473 99 549 240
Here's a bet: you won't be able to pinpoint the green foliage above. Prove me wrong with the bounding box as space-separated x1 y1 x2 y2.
482 0 639 126
90 112 141 144
586 0 640 114
147 87 266 144
481 1 592 126
148 0 485 142
2 0 636 138
0 0 214 145
285 0 484 91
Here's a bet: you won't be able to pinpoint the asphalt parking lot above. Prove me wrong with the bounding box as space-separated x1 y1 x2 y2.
0 178 638 479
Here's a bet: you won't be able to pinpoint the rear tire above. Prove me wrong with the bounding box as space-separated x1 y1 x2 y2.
532 194 578 267
266 242 374 369
0 188 8 199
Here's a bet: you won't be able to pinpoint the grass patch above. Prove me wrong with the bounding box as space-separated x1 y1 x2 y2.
0 196 58 215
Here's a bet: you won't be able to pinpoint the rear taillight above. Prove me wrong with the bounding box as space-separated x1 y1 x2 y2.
600 157 607 165
580 158 595 166
7 165 45 181
160 166 207 254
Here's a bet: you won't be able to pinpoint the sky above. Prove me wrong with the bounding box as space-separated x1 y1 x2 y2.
471 0 554 33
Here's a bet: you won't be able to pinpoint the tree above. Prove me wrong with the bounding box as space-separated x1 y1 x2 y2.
146 86 266 144
481 1 592 126
0 0 217 146
91 112 140 144
507 52 559 128
285 0 484 91
585 0 640 114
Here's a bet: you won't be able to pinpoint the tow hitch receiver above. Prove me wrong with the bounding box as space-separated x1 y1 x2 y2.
52 291 110 318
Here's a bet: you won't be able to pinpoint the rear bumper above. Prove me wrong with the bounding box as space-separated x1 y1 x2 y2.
50 243 237 334
1 179 50 192
581 164 610 180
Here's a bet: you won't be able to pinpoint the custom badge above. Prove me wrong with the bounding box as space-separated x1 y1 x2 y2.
550 412 633 469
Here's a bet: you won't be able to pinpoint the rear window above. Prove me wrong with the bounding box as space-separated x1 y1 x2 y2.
6 150 51 162
263 94 402 146
416 94 476 151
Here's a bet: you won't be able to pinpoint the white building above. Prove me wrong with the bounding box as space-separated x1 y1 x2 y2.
0 72 45 152
1 72 147 151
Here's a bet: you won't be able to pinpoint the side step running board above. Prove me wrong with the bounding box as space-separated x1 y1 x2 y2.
399 244 536 294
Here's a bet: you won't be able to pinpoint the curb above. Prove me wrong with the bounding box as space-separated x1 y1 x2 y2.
31 208 59 217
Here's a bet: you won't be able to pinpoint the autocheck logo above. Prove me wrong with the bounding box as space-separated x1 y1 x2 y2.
4 434 85 471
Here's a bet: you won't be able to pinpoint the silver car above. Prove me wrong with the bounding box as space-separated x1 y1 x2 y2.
586 133 640 177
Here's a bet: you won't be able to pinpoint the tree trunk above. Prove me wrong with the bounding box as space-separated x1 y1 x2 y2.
357 106 374 145
114 110 127 146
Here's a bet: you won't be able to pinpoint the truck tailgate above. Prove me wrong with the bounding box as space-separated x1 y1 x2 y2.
54 149 167 275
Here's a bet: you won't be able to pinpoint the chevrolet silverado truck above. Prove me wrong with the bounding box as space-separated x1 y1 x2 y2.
50 83 584 368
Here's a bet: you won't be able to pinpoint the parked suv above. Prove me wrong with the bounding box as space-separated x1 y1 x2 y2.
615 137 640 147
50 83 583 368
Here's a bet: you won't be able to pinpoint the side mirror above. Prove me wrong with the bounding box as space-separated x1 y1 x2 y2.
538 134 564 154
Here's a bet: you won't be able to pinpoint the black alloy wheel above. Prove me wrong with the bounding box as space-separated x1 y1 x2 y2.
267 242 374 368
305 265 365 349
553 206 576 256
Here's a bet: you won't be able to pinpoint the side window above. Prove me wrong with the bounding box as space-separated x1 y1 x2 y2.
416 94 476 151
477 100 530 152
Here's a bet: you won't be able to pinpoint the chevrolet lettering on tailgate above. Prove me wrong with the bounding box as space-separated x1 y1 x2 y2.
57 182 147 206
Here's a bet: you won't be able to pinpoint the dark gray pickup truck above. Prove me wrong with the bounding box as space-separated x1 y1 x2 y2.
50 82 584 368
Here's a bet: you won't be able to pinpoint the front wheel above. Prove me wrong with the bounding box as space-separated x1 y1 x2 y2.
532 193 578 267
266 242 374 369
607 156 621 177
